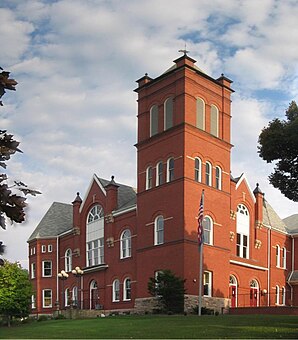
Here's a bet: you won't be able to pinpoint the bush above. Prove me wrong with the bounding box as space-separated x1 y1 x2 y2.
37 315 49 322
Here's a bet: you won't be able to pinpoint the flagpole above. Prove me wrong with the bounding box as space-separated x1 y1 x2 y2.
198 190 204 316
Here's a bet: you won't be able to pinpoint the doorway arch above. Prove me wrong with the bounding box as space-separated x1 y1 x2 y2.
89 280 99 310
229 275 238 307
250 279 259 307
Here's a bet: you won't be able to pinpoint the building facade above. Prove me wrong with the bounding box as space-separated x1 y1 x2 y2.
28 54 298 315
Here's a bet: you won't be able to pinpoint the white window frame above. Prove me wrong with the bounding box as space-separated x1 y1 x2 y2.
203 216 213 245
123 277 131 301
48 244 52 252
41 245 46 253
150 105 159 137
195 157 202 182
146 166 153 190
156 161 163 186
282 247 286 269
210 104 219 137
31 294 36 309
281 286 286 305
65 287 71 307
205 161 212 186
42 289 52 308
31 262 36 279
65 248 72 272
112 279 120 302
215 166 222 190
154 216 164 245
166 157 174 182
236 204 250 259
120 229 132 259
275 285 280 305
42 260 52 277
203 271 212 297
72 286 78 307
196 97 205 130
164 97 173 130
276 245 280 268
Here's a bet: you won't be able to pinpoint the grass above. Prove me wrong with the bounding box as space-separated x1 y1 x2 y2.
0 314 298 339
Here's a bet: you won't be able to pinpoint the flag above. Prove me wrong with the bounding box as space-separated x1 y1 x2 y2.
197 190 204 246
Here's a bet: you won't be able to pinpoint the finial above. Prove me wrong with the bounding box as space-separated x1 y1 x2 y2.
111 175 114 181
178 43 189 56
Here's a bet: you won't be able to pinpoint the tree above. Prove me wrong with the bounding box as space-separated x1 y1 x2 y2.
0 260 33 326
148 270 186 313
258 101 298 201
0 68 41 230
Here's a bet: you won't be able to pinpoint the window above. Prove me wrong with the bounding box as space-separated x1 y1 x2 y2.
42 261 52 277
31 263 36 279
281 287 286 305
205 161 212 186
48 245 52 252
196 98 205 130
31 294 36 309
113 279 120 302
41 245 46 253
42 289 52 308
275 285 280 305
276 245 280 267
215 166 222 190
146 166 153 190
150 105 159 137
282 247 286 269
65 248 72 272
86 205 104 267
167 157 174 182
72 286 78 306
65 288 71 307
204 216 213 245
120 229 131 259
123 278 131 301
156 161 163 186
30 248 33 256
195 157 202 182
164 97 173 130
33 247 36 255
210 104 219 137
236 204 249 259
154 216 164 245
203 271 212 296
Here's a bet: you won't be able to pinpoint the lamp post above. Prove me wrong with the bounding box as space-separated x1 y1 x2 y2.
72 266 84 309
58 270 68 309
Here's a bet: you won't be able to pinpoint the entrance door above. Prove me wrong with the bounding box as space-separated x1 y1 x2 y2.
90 280 98 309
250 280 259 307
229 275 237 307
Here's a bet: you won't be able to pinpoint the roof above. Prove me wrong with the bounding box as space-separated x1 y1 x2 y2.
283 214 298 234
95 175 137 212
27 202 73 242
288 270 298 284
263 200 288 233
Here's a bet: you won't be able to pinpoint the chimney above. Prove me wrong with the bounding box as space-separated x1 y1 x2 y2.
72 192 82 231
253 183 264 226
105 176 119 214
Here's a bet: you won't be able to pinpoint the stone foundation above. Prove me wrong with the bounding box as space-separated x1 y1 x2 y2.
184 295 230 314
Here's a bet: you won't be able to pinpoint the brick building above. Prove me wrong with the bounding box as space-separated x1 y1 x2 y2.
28 53 298 315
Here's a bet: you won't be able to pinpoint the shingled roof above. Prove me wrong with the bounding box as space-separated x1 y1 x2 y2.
262 200 288 233
27 202 73 242
283 214 298 234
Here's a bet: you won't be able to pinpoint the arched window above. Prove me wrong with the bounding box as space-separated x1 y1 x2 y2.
150 105 158 137
164 97 173 130
65 288 71 307
215 166 222 190
205 161 212 186
154 216 164 245
275 285 280 305
156 161 163 186
210 104 219 137
72 286 78 307
196 98 205 130
236 204 249 259
113 279 120 302
282 247 286 269
120 229 131 259
123 278 131 301
281 286 286 305
167 157 174 182
203 216 213 245
146 166 153 190
65 248 72 272
195 157 202 182
86 205 104 267
276 245 280 267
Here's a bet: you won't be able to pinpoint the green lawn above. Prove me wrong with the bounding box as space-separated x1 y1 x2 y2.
0 314 298 339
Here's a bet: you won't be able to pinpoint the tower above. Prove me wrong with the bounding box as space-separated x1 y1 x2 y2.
135 53 234 307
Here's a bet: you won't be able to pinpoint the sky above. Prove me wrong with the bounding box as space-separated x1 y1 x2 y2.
0 0 297 269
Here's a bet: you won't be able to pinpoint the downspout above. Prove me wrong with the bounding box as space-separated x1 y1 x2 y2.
267 225 271 306
56 236 59 308
288 236 295 305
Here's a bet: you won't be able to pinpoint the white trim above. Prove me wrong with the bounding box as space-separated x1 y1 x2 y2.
79 174 107 213
230 260 268 271
235 173 256 203
112 205 136 217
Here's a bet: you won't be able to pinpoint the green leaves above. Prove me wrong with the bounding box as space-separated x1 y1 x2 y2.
258 101 298 201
